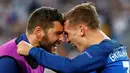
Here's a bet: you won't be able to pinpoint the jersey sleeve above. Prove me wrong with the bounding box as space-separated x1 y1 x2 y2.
29 45 112 73
0 57 20 73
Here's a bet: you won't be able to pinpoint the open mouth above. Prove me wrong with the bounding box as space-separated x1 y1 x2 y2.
52 41 62 49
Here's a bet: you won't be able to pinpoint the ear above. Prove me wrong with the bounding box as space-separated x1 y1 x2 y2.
79 25 87 37
33 26 45 41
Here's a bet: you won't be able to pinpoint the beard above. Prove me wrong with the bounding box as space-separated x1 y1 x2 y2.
38 34 53 52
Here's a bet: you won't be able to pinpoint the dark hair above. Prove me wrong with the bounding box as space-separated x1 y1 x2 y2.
66 2 100 29
27 6 63 34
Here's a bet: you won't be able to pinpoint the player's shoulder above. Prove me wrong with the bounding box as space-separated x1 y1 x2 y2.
85 39 116 55
0 56 18 64
0 56 21 73
98 39 122 49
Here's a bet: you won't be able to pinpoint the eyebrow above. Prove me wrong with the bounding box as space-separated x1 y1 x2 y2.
56 31 64 34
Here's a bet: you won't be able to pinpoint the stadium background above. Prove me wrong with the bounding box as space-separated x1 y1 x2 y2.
0 0 130 72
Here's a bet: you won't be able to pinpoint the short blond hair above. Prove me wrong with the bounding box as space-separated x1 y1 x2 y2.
66 2 100 29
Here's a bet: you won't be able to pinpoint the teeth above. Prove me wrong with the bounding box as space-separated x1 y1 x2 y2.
54 42 61 47
53 43 58 49
54 47 57 49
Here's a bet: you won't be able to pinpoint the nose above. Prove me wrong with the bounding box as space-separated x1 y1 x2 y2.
59 33 65 42
64 35 70 43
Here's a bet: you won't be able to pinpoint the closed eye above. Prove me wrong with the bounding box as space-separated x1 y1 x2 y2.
56 31 63 35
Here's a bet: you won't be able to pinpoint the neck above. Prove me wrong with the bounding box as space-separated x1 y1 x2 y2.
78 29 110 53
25 32 39 47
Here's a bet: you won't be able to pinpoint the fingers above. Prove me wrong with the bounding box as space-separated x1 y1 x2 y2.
17 41 30 56
17 46 22 56
17 41 27 47
17 41 24 56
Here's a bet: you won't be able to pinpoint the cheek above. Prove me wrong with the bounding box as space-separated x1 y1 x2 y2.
69 35 75 42
71 32 77 39
48 33 58 43
71 36 77 42
69 33 79 43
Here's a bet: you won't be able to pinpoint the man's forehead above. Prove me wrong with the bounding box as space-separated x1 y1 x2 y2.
53 21 63 28
64 20 70 29
64 20 69 26
50 21 63 32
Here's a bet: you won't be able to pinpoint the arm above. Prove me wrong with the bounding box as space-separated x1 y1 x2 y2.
29 46 112 73
0 57 20 73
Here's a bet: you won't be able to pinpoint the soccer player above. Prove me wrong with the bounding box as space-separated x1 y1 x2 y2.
17 2 129 73
0 7 64 73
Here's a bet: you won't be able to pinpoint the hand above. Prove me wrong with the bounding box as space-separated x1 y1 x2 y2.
17 41 33 56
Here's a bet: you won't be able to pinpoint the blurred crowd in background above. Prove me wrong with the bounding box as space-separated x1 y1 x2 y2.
0 0 130 57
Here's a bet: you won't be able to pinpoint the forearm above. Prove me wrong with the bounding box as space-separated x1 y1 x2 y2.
29 47 73 72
